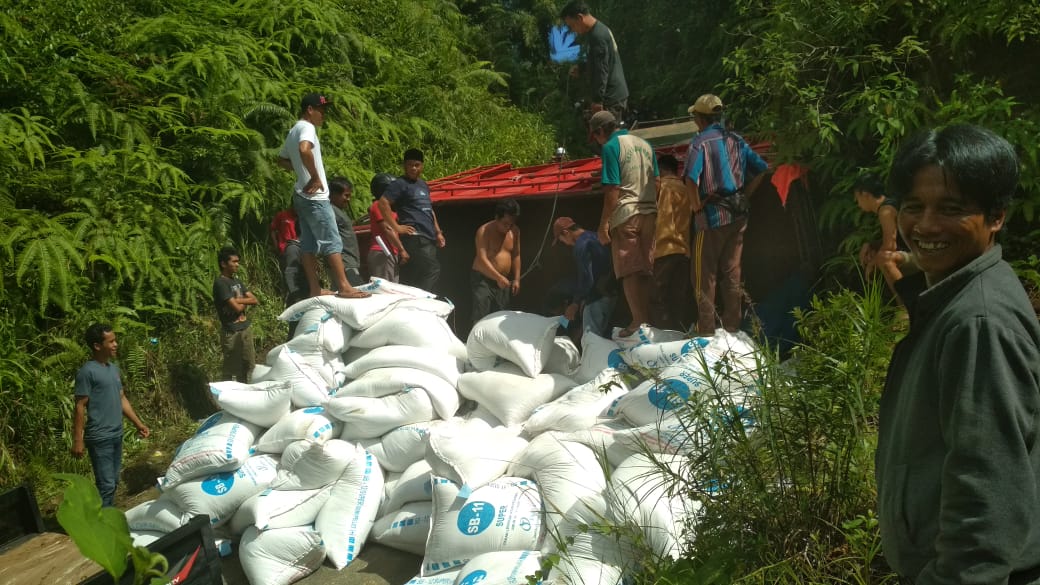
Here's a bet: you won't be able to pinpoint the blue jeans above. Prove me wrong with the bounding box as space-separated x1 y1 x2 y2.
293 193 342 256
583 295 617 338
87 435 123 507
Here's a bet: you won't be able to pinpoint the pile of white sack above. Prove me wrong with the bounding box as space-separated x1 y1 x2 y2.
124 279 762 585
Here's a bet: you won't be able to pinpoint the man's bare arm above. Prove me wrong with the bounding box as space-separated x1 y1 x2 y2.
299 141 323 194
598 186 620 244
378 196 415 236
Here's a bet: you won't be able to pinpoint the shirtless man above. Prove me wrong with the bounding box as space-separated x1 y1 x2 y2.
470 199 521 324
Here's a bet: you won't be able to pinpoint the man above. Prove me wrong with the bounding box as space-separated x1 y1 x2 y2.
276 92 368 299
876 124 1040 584
378 148 446 293
269 208 308 307
560 1 629 123
554 217 616 338
367 172 407 282
852 173 899 274
72 323 150 507
471 199 522 324
213 246 258 382
589 110 657 338
684 93 768 335
651 154 693 330
329 176 365 286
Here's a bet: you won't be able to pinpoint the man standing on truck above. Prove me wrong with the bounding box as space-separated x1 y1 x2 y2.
72 323 150 507
470 199 522 324
560 1 629 128
378 148 446 293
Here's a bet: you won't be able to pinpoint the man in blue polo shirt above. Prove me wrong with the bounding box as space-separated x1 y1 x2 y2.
378 148 446 293
684 93 768 335
589 110 658 338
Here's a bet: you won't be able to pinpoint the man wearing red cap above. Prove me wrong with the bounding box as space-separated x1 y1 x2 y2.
553 216 616 338
277 93 369 299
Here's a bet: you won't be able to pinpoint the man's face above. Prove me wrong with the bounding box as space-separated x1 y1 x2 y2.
557 227 577 246
564 15 588 35
592 128 609 146
221 255 241 275
331 187 352 209
404 159 423 181
494 214 516 234
306 105 327 127
898 164 1004 285
94 330 118 360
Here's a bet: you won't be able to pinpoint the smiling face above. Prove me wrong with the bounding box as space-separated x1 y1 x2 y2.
898 165 1005 286
94 330 118 361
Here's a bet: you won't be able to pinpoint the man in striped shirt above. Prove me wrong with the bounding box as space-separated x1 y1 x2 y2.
684 94 768 336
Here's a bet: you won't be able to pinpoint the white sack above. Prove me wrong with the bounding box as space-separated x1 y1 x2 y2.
239 525 325 585
163 412 261 487
426 424 528 499
264 345 335 408
271 439 356 490
422 477 543 576
575 332 623 384
384 459 434 513
610 324 685 350
350 307 466 359
342 346 461 388
130 530 165 548
254 407 341 454
545 531 623 585
340 368 459 420
466 311 560 377
458 364 575 426
316 445 385 569
605 364 711 427
230 486 332 534
125 497 187 534
371 501 434 555
543 336 580 377
453 550 541 585
210 380 292 428
608 453 699 561
621 337 710 371
359 277 438 299
329 389 436 440
164 453 279 527
524 369 629 436
361 421 438 473
279 294 403 328
560 416 692 468
403 571 460 585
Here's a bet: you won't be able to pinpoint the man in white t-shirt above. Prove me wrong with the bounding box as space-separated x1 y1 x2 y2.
277 93 369 299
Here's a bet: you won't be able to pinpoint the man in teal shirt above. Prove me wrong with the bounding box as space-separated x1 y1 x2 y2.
589 110 657 338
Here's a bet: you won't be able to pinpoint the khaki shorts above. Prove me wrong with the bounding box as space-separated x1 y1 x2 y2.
610 213 656 279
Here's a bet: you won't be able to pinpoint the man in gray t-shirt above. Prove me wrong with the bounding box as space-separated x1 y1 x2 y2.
72 323 149 506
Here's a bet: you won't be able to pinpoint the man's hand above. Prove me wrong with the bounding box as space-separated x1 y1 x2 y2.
396 224 417 236
597 224 611 245
496 275 510 290
511 279 520 295
71 439 85 459
564 303 579 321
399 249 410 265
137 424 151 439
303 177 324 194
590 102 604 113
436 232 446 248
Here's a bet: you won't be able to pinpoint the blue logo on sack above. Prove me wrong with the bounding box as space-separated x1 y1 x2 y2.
648 379 692 410
607 349 628 371
304 407 324 414
457 501 495 535
201 471 235 496
459 570 488 585
196 412 222 434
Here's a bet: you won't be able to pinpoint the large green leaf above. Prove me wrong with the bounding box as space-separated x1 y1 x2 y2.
54 473 134 580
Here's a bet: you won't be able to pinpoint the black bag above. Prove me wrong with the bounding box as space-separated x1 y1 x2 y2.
709 191 750 215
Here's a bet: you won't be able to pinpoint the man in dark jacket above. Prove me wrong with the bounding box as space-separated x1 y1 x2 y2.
561 1 629 123
553 216 616 338
875 124 1040 584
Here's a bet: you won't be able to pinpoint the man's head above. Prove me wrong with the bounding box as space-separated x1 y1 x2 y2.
493 199 520 233
403 148 424 181
657 154 679 177
560 1 594 34
330 177 354 209
85 323 117 360
300 93 331 127
688 94 724 130
889 124 1017 285
218 245 241 275
553 216 583 246
852 173 886 213
589 111 618 146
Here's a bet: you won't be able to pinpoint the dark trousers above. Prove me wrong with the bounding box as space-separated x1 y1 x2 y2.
400 235 440 294
692 217 748 335
87 435 123 507
470 270 511 325
220 326 255 382
651 253 691 331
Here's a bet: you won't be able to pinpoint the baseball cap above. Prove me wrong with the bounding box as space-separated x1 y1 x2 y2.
552 216 577 244
301 93 332 109
588 110 617 133
688 94 724 115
